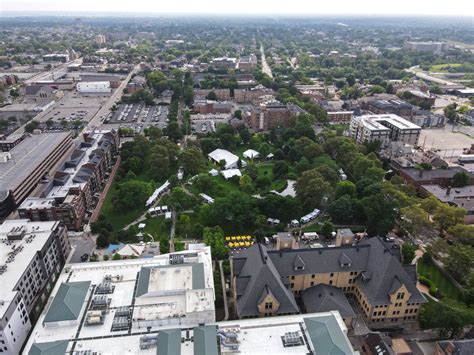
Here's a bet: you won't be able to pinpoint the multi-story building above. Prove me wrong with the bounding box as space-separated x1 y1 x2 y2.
194 88 231 101
237 54 258 70
0 132 73 219
193 100 232 114
350 114 421 146
18 130 119 231
42 53 70 63
95 34 106 45
234 84 275 103
210 57 237 69
0 219 70 355
244 100 305 131
23 247 215 354
231 237 426 327
367 99 414 118
404 41 448 54
399 166 474 189
327 111 353 123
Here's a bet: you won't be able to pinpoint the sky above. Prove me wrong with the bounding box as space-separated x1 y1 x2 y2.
1 0 472 16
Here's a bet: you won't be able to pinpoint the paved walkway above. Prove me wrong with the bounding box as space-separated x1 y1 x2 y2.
218 260 229 321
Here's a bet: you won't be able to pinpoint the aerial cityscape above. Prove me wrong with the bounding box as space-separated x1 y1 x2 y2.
0 1 473 354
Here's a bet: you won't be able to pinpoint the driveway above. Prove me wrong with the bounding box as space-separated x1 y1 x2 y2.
69 234 95 263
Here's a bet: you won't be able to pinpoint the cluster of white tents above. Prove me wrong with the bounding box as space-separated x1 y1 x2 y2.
291 208 321 227
147 205 169 215
145 180 170 207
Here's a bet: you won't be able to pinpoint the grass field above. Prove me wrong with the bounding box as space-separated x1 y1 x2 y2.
430 63 462 72
417 258 462 300
100 182 146 231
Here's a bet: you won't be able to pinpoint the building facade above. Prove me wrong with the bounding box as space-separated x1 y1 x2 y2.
0 220 70 355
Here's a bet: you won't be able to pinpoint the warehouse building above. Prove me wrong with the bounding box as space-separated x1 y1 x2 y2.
76 81 111 94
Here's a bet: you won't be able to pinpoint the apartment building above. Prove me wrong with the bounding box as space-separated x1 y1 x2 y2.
231 237 426 327
236 54 258 70
18 130 119 231
0 132 73 219
404 41 448 54
328 111 353 123
194 88 231 101
234 84 275 103
350 114 421 146
193 100 233 114
210 57 237 69
244 101 305 131
0 220 70 355
367 99 414 118
23 247 215 354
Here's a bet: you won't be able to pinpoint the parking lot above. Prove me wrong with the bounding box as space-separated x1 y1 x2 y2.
108 103 169 129
419 124 474 160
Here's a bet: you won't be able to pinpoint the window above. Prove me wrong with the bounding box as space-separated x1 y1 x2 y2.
310 282 314 286
264 302 273 310
329 280 333 285
290 283 294 288
396 292 405 300
311 274 315 279
330 273 334 277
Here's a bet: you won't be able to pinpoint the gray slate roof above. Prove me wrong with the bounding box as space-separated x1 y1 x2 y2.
233 244 299 318
28 340 69 355
44 281 90 323
232 238 426 317
302 284 356 319
304 316 354 355
194 325 218 355
157 328 182 355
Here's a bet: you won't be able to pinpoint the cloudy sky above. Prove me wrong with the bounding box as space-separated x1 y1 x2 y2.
1 0 472 16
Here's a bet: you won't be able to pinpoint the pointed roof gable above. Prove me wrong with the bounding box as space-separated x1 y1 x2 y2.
339 252 352 267
44 281 90 323
293 254 306 270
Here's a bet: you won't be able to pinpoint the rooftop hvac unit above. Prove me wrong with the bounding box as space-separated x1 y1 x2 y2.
282 331 303 347
139 335 158 350
111 317 129 331
95 282 115 294
115 306 131 317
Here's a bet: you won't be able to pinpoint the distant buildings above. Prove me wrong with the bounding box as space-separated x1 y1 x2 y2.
327 111 353 123
194 88 231 101
210 57 237 69
244 100 305 131
404 41 448 54
350 114 421 146
0 132 73 219
18 130 119 231
234 84 274 104
23 247 215 354
421 185 474 224
399 166 474 190
95 34 106 45
237 54 258 70
0 219 70 355
77 81 112 94
435 339 474 355
42 53 70 63
194 100 232 114
231 238 426 326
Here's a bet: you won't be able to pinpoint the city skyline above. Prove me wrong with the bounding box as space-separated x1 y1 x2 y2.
1 0 472 16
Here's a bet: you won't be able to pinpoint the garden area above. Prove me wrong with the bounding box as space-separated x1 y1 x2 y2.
417 257 462 300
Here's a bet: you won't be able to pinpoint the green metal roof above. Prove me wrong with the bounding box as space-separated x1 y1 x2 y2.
136 263 206 298
156 328 182 355
304 315 353 355
44 281 91 323
28 340 69 355
193 325 218 355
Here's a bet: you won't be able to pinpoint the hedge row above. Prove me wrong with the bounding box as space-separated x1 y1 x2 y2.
419 275 439 297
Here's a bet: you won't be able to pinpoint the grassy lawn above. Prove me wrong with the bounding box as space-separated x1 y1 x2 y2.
141 217 171 239
100 181 146 231
430 63 462 72
417 258 462 301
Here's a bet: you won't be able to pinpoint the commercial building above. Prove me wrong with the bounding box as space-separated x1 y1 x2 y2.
0 132 73 219
25 310 355 355
23 247 215 354
404 41 448 54
366 99 413 118
18 130 119 231
350 114 421 146
193 100 232 114
76 81 111 94
231 237 426 327
0 219 70 355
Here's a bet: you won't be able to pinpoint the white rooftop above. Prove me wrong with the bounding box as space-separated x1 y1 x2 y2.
221 169 242 180
243 149 260 159
359 114 421 131
25 311 357 355
208 149 239 169
0 220 59 318
24 247 215 353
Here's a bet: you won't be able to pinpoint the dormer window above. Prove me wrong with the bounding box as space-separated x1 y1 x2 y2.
293 255 305 271
295 266 304 271
339 252 352 268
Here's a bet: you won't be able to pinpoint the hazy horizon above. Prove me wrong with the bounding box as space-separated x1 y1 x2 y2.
1 0 473 17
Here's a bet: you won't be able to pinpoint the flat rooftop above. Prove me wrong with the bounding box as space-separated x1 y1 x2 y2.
24 247 215 353
0 132 71 193
26 312 356 355
0 219 59 318
359 114 421 131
